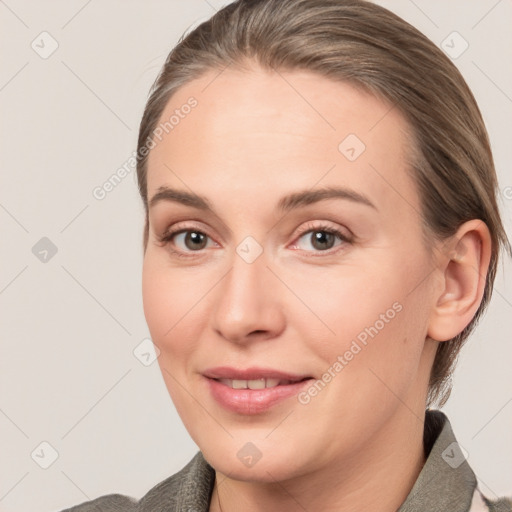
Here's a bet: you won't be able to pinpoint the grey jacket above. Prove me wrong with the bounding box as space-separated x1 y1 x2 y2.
60 410 512 511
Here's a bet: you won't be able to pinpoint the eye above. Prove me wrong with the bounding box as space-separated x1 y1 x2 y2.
156 221 352 258
157 225 218 257
173 230 212 251
291 222 352 254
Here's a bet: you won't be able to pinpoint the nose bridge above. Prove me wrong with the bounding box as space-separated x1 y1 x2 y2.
211 242 284 342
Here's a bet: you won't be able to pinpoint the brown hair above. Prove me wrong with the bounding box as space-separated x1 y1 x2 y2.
136 0 511 407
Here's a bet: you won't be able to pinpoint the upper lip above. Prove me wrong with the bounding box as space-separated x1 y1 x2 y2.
203 366 312 382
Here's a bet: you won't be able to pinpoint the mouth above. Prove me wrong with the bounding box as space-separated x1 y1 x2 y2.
215 377 310 389
202 367 314 414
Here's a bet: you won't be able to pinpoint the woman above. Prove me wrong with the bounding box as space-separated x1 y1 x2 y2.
63 0 511 510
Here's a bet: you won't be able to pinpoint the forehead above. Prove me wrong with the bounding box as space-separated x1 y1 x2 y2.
146 65 418 216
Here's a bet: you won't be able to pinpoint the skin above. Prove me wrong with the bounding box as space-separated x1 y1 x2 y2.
142 63 491 512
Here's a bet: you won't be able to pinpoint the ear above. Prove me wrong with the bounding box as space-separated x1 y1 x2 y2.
427 219 492 342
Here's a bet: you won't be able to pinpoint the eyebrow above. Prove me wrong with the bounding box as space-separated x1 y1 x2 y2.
148 185 377 213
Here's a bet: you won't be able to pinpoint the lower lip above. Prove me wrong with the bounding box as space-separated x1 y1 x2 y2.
205 377 313 415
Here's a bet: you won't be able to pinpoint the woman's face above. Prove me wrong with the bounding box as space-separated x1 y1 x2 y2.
142 65 440 481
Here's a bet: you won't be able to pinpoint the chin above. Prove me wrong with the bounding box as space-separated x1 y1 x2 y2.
199 436 311 482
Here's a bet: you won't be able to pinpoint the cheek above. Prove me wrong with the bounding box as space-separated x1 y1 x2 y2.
142 257 171 340
286 263 407 345
340 280 431 406
142 255 201 362
290 254 431 379
142 258 204 417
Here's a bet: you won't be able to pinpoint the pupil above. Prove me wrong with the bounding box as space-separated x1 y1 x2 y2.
187 232 206 250
313 231 334 250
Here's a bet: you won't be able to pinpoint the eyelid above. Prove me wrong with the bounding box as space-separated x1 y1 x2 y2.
158 220 213 240
288 221 353 256
293 220 352 240
156 223 219 260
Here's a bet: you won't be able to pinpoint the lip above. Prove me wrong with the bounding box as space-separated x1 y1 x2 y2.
203 366 314 415
203 366 310 381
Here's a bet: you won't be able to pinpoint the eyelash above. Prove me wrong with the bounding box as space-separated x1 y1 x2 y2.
156 222 352 259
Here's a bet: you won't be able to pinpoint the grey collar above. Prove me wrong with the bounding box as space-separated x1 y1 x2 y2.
398 409 477 511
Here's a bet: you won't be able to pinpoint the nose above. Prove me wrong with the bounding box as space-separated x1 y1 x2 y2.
210 247 286 345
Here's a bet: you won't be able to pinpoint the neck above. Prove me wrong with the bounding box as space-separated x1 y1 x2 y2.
209 407 426 512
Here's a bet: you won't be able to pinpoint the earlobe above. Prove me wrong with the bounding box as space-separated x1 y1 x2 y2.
427 220 492 342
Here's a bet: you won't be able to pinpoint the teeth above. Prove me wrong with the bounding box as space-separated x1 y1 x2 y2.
218 378 289 389
248 379 266 390
232 379 247 389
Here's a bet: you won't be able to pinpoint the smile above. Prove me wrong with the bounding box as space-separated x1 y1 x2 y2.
202 367 314 414
217 378 297 389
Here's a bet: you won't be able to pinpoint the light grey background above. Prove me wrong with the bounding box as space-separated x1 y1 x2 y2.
0 1 511 511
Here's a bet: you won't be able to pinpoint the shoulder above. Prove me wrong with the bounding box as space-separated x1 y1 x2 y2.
58 452 215 512
399 410 512 512
471 488 512 512
137 450 215 511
